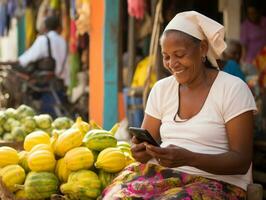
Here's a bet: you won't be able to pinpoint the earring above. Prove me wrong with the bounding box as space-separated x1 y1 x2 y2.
201 56 206 62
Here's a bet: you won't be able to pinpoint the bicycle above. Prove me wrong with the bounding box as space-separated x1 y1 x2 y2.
0 62 71 118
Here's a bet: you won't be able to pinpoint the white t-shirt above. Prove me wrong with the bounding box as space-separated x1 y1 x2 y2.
145 71 257 190
19 31 69 85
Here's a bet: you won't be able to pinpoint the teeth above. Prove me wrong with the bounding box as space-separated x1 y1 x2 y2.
174 69 185 74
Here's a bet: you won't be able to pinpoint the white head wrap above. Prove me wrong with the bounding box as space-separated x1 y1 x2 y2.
164 11 226 67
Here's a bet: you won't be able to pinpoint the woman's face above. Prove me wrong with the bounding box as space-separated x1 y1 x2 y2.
160 31 205 85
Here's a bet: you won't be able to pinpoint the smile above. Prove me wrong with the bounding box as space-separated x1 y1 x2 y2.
173 69 185 74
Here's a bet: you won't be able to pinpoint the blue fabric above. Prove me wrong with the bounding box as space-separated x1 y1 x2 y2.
7 0 16 17
40 91 67 118
70 0 77 20
0 3 7 36
123 87 144 128
40 92 57 118
223 60 246 81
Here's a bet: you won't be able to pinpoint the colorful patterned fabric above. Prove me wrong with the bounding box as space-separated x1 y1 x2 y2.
100 163 246 200
254 46 266 88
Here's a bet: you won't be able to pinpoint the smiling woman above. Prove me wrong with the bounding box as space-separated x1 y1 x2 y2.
99 11 257 200
160 30 205 86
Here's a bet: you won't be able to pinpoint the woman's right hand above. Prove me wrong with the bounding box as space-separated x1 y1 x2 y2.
131 136 152 163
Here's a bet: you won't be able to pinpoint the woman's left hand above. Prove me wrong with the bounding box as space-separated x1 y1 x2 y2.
145 144 193 168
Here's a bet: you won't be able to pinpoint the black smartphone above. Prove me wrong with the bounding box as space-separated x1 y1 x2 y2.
129 127 160 147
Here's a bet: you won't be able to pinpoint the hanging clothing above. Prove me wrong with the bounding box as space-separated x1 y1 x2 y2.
70 0 77 20
69 20 78 53
14 0 26 18
127 0 145 20
241 17 266 64
5 0 16 34
68 53 80 95
60 1 70 40
75 0 90 35
68 1 81 95
254 46 266 89
0 2 7 36
7 0 16 17
69 1 78 53
25 7 36 48
50 0 60 10
131 56 157 88
36 0 49 33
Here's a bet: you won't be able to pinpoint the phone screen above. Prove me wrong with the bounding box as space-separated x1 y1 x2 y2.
129 127 160 146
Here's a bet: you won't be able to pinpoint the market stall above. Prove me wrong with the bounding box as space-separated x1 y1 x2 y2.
0 104 134 199
0 0 89 121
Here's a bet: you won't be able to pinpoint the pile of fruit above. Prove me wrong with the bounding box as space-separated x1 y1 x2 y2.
0 104 73 142
0 117 135 200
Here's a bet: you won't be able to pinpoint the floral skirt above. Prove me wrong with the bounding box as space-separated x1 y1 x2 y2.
100 163 246 200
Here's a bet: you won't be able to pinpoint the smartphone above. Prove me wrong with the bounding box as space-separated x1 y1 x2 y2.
129 127 160 146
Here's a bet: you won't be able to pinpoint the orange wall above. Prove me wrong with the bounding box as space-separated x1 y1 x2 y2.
89 0 104 125
118 92 125 120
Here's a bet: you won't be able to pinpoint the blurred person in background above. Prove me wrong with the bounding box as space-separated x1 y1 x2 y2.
17 15 69 86
3 15 69 117
221 40 246 81
241 1 266 134
240 3 266 65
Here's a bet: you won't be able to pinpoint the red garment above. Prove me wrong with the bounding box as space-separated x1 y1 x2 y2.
127 0 145 20
69 20 78 53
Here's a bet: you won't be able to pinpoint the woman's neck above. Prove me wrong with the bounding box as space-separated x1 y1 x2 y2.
181 68 215 91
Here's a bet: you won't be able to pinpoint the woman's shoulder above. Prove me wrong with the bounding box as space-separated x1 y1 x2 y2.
216 71 249 91
218 70 243 80
217 71 243 83
150 76 177 93
154 75 176 87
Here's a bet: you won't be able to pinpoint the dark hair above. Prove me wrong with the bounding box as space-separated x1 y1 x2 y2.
161 30 217 69
44 15 61 31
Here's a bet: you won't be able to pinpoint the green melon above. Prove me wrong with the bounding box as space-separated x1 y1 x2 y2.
24 172 59 199
83 131 117 151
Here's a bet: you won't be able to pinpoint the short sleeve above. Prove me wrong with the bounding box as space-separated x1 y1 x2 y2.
222 80 257 123
145 82 162 119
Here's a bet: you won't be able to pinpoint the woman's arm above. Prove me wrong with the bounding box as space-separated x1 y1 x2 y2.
141 114 161 142
190 110 253 174
146 111 254 175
